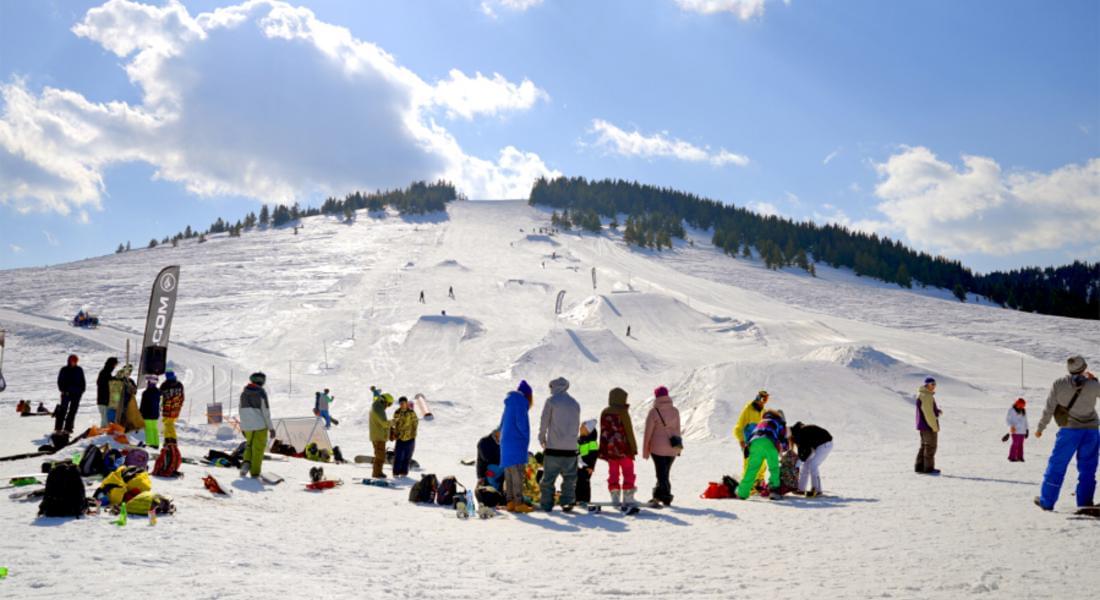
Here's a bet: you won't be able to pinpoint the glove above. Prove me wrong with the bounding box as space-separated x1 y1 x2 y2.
743 445 750 459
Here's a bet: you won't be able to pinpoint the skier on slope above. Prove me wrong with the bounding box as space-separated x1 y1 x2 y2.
95 357 119 427
238 372 274 479
538 377 581 512
369 387 394 478
1034 355 1099 511
643 386 682 507
159 370 185 444
599 387 638 509
500 381 534 513
55 354 86 434
1006 398 1028 462
140 376 161 449
736 408 789 499
915 377 942 475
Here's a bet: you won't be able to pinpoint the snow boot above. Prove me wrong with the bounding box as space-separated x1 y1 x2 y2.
561 503 575 513
622 488 637 509
610 489 622 507
239 461 250 478
509 502 533 514
1034 496 1052 511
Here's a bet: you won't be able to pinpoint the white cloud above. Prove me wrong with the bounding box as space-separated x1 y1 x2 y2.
9 244 23 254
748 201 779 217
810 205 888 235
430 69 548 120
823 148 840 165
872 146 1100 256
587 119 749 167
0 0 556 214
43 230 59 246
674 0 767 20
480 0 543 18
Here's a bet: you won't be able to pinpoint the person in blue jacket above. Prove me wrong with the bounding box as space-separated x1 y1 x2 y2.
500 380 534 513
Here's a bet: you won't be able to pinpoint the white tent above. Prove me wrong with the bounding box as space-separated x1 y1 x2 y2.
271 416 332 453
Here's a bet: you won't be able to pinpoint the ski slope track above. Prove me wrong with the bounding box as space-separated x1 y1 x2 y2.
0 201 1097 599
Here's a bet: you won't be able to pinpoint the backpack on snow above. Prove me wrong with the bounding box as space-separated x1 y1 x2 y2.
475 484 505 508
38 462 87 518
701 480 732 499
102 448 123 474
78 444 106 477
408 474 439 504
124 448 150 470
435 476 465 507
152 444 182 477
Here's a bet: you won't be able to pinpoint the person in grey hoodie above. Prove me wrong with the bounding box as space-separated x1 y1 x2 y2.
538 377 581 511
238 372 274 478
1034 355 1099 511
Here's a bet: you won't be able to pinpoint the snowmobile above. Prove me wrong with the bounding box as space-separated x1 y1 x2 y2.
71 311 99 329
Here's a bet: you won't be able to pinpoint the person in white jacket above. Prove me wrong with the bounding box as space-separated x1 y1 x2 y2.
1006 398 1028 462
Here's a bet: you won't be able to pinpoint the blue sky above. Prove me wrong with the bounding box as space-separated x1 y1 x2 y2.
0 0 1097 272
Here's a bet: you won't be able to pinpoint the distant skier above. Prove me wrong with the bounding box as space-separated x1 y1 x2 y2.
599 387 638 508
736 408 788 499
55 354 86 434
369 387 394 478
239 372 274 479
643 386 682 506
626 325 631 338
159 369 185 444
390 396 418 478
499 381 533 513
315 388 335 428
448 286 455 300
419 291 425 304
538 377 581 512
575 419 598 507
791 421 833 497
1006 398 1028 462
1034 355 1099 511
139 376 161 449
915 377 942 475
95 357 119 427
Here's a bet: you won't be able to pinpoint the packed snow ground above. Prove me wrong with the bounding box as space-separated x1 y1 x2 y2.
0 201 1097 599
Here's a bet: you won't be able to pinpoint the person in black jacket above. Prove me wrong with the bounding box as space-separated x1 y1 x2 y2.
96 357 119 427
139 376 161 449
791 422 833 497
575 419 599 506
55 354 86 433
476 429 502 488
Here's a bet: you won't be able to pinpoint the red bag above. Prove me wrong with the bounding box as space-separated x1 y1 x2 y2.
701 481 731 499
305 479 342 491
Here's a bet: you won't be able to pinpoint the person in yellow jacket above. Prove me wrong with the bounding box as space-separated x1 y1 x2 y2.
734 390 769 484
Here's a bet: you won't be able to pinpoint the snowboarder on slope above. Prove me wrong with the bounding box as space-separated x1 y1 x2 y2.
390 396 418 477
55 354 86 434
1006 398 1029 462
316 388 335 428
369 387 394 478
448 286 455 299
791 421 833 496
736 408 788 499
599 387 638 508
575 419 599 507
95 357 118 427
418 291 425 304
1034 355 1099 511
239 372 274 478
159 370 185 444
538 377 581 512
500 381 534 513
915 377 942 475
643 386 682 506
140 376 161 448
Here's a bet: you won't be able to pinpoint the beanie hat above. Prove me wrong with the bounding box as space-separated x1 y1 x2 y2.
1068 355 1088 375
1013 398 1026 409
549 377 570 394
924 377 936 385
249 372 266 385
608 387 628 406
654 385 669 398
517 380 533 399
165 370 176 381
398 396 409 404
67 354 79 366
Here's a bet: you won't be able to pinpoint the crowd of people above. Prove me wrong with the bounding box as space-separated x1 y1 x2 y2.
44 350 1100 516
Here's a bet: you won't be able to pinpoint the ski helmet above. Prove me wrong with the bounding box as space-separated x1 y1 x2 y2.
249 372 266 385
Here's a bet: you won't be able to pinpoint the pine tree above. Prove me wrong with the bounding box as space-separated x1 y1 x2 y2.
116 243 125 254
148 238 158 248
259 205 270 226
171 238 179 248
198 234 206 244
741 244 751 259
125 241 131 251
953 283 967 302
896 264 912 288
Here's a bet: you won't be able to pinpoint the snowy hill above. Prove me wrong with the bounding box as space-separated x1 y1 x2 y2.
0 200 1097 599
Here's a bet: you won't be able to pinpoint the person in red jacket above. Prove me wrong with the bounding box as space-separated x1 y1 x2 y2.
599 387 638 508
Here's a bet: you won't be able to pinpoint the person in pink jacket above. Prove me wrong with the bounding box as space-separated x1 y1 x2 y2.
642 386 682 507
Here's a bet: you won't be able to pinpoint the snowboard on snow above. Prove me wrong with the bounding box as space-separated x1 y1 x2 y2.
414 393 433 420
355 478 393 488
305 479 343 491
459 458 475 466
259 472 284 485
354 453 420 469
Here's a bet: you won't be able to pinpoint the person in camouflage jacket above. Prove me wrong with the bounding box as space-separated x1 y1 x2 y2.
390 396 418 477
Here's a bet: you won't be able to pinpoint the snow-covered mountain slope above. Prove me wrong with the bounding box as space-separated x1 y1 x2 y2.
0 201 1097 599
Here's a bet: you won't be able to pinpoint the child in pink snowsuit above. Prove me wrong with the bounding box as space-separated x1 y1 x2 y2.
1006 398 1028 462
599 388 638 507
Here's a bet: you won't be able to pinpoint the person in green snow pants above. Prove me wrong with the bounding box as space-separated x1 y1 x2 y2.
737 437 780 499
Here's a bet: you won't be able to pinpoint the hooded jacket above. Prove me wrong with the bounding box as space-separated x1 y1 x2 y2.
96 360 117 406
369 394 393 442
140 385 161 420
1036 373 1100 434
643 395 682 459
390 406 418 441
1006 407 1028 434
160 377 185 419
734 399 766 444
539 378 581 456
599 387 637 460
916 387 940 432
500 390 531 468
791 423 832 462
239 383 273 432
